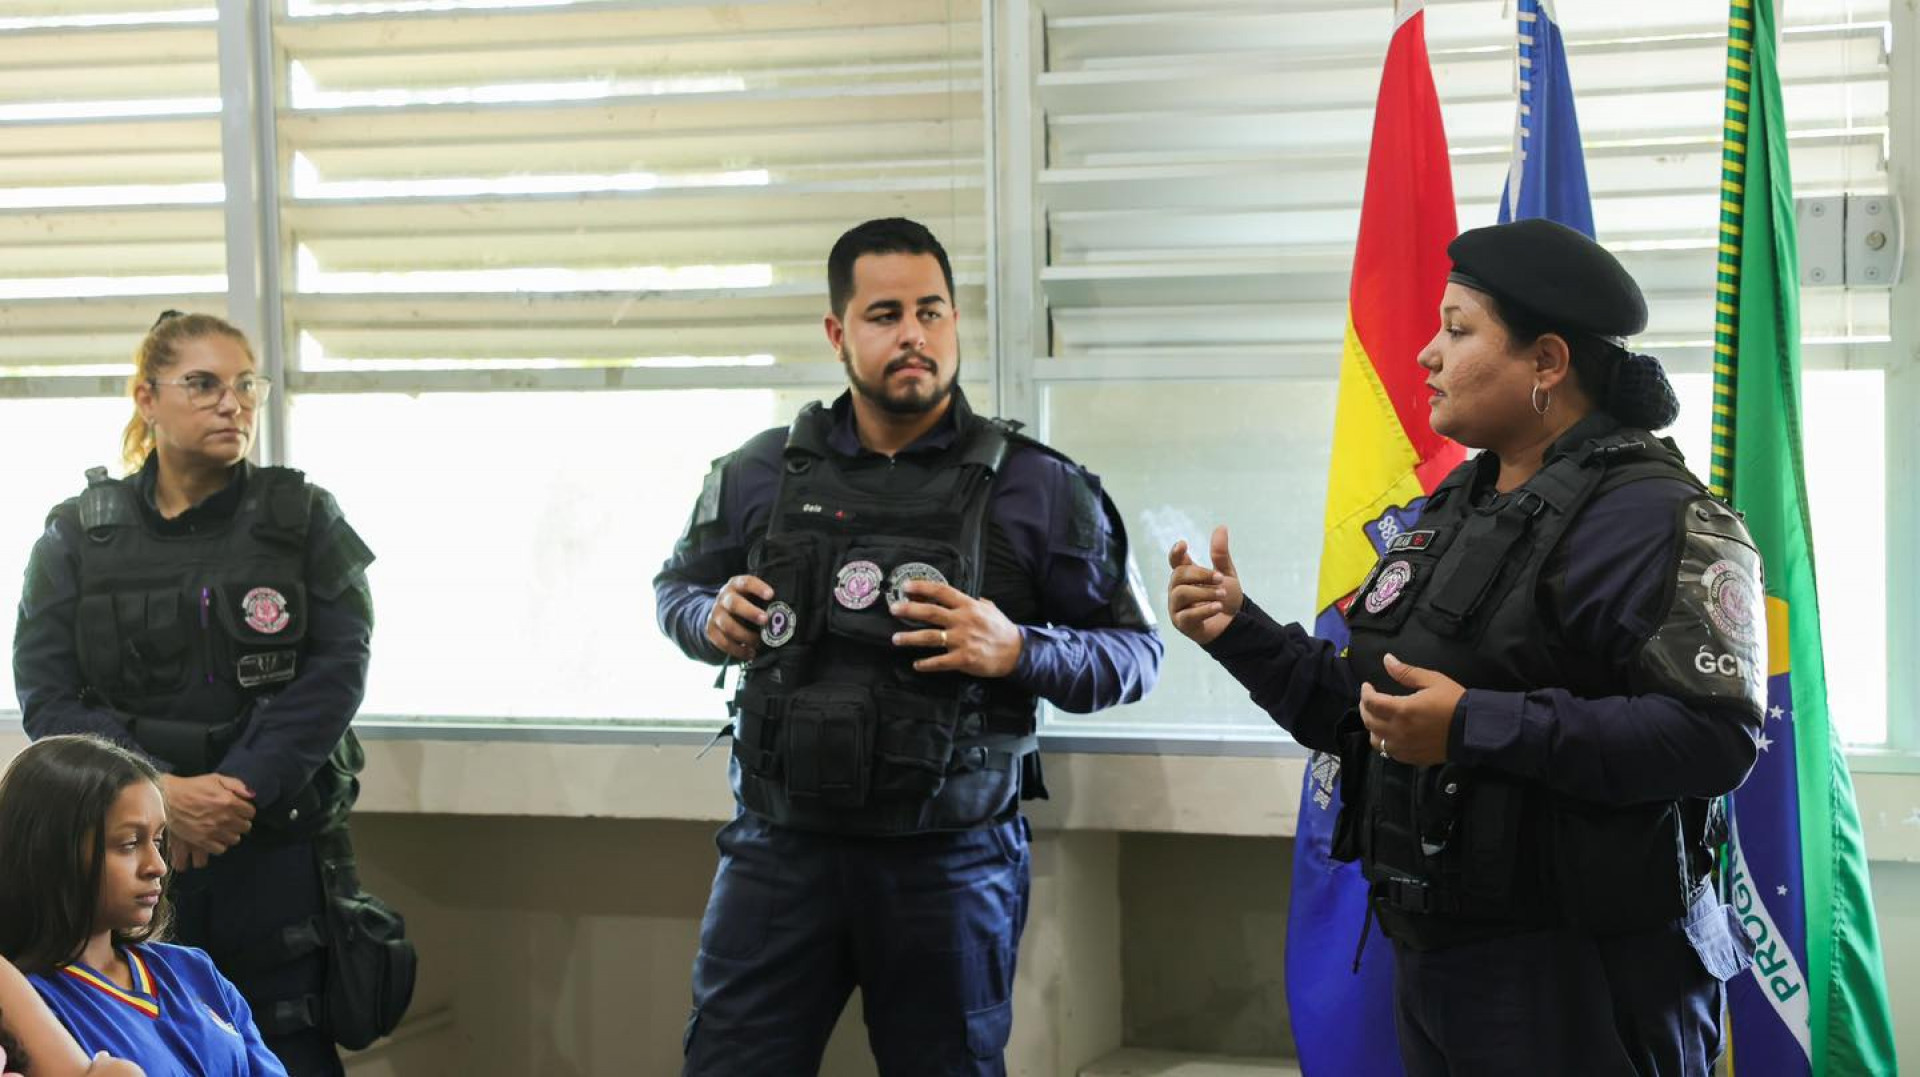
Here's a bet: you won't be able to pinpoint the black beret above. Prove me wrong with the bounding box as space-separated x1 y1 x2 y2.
1446 218 1648 343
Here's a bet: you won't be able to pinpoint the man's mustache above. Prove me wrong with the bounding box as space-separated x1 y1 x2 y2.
885 351 937 375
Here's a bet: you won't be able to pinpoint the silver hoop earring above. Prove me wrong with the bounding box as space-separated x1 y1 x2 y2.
1531 383 1551 416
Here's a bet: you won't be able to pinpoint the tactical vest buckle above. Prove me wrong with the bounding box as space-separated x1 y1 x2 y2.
1380 876 1440 915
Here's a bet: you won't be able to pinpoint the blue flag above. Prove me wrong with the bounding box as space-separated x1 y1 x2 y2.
1497 0 1595 237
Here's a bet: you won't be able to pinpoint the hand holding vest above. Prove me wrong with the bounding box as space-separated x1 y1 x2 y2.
1357 655 1465 768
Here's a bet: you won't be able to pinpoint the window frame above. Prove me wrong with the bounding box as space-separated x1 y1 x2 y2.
0 0 1913 770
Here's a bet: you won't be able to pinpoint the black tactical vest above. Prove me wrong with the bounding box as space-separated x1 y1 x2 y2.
727 402 1040 836
1332 431 1732 949
69 465 313 776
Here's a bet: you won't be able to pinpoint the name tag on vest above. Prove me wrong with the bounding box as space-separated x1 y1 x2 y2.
236 650 298 688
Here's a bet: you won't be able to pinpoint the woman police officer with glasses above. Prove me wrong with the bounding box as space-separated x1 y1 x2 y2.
11 312 393 1077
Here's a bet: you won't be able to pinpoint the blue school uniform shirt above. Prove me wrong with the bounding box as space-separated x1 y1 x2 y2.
29 942 288 1077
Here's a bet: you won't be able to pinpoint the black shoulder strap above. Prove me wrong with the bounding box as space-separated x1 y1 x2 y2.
77 466 138 538
1590 431 1707 499
1422 445 1617 634
249 466 313 549
1421 456 1482 514
783 401 833 463
958 413 1012 474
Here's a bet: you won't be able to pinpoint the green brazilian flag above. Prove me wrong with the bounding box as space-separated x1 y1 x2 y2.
1712 1 1898 1073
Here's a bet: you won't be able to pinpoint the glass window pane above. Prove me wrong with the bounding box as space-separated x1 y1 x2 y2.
1670 370 1886 743
1039 371 1887 743
1041 380 1336 733
0 397 146 710
1802 371 1885 744
289 389 833 722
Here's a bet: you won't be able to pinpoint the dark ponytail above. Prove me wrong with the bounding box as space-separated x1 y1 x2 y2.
1585 349 1681 430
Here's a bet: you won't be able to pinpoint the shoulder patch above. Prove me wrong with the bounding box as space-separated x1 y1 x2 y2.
306 486 375 601
1633 496 1767 724
1001 432 1106 557
693 456 728 530
1057 467 1104 555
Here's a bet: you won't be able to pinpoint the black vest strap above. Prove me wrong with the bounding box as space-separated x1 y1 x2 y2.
78 466 137 537
252 469 313 549
784 401 834 462
1422 491 1547 634
1423 433 1664 634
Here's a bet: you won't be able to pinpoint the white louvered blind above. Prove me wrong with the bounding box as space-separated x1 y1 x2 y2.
263 0 989 723
0 2 226 391
270 0 986 389
1030 0 1891 371
0 4 229 713
1025 0 1898 738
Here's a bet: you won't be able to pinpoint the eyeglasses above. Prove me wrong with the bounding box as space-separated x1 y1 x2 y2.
148 373 273 409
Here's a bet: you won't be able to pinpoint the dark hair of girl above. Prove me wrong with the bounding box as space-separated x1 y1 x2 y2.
0 736 169 975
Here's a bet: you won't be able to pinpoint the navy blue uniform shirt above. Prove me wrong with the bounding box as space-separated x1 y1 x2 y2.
13 460 374 809
1203 433 1760 806
654 389 1161 714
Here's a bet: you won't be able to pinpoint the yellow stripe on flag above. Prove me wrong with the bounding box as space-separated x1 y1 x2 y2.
1766 596 1790 677
1316 315 1428 611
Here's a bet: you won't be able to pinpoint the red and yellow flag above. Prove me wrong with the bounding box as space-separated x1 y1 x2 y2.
1289 4 1462 1074
1315 0 1464 622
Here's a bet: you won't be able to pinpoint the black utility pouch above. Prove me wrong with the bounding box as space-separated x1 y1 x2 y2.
1550 799 1694 935
212 580 308 690
783 683 875 808
1343 552 1441 636
871 687 961 800
1434 776 1525 912
317 828 418 1050
78 589 192 694
1328 712 1372 863
127 714 244 776
748 533 830 648
258 733 363 840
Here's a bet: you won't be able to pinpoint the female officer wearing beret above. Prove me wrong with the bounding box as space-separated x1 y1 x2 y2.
1168 218 1763 1076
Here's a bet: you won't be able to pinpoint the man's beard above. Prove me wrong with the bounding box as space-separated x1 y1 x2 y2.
842 344 960 416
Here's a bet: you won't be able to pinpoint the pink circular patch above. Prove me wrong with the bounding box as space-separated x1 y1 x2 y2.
241 587 290 634
1364 561 1414 615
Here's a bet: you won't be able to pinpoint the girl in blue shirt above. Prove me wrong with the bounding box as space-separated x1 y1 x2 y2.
0 736 285 1077
2 957 145 1077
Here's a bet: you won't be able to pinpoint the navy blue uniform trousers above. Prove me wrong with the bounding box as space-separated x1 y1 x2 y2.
1389 887 1748 1076
682 812 1031 1077
171 837 344 1077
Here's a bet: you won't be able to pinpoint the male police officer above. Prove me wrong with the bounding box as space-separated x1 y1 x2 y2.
655 217 1161 1076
